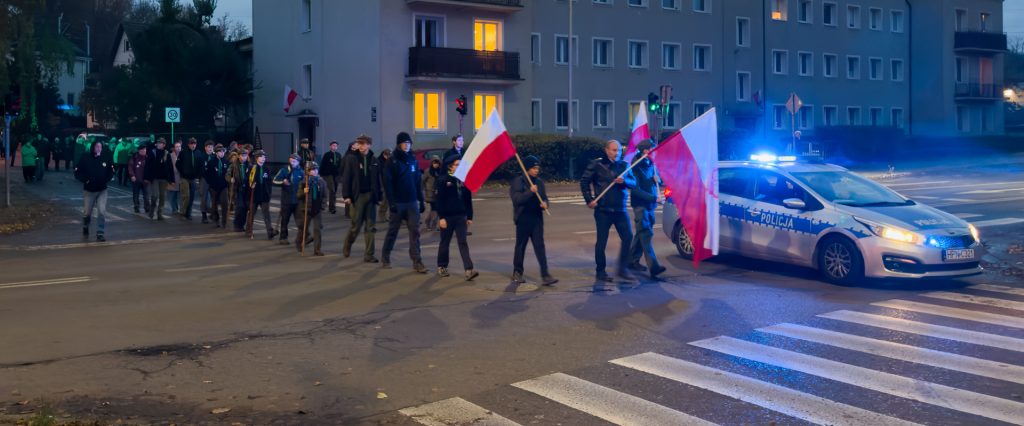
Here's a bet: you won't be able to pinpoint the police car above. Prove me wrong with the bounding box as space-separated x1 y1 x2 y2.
663 155 983 284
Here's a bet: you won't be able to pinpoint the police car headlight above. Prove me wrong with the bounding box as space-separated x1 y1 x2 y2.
855 217 924 245
968 224 980 243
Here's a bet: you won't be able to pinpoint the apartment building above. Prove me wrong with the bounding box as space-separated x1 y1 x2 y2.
252 0 1006 157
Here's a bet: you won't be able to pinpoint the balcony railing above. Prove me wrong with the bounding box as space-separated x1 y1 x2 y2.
954 83 1002 99
408 47 521 81
405 0 523 12
954 31 1008 53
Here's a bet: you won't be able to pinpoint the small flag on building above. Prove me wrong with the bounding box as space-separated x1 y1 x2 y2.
624 101 650 163
453 110 516 192
283 85 299 113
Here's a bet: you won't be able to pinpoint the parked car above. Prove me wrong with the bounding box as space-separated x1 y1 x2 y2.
663 157 983 284
414 148 450 171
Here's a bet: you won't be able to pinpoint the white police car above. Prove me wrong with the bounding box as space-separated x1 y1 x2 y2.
663 156 983 284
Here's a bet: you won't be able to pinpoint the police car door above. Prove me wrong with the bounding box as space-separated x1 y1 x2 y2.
716 167 758 251
746 171 818 262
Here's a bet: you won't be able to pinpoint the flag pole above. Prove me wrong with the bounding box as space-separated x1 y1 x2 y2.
590 151 650 204
300 169 310 256
515 153 551 216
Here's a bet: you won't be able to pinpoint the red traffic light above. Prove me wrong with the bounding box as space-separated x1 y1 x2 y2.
455 94 467 116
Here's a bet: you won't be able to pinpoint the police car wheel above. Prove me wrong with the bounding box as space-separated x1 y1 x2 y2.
818 236 864 285
672 222 695 259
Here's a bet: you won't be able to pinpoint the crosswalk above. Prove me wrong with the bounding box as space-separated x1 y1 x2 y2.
397 284 1024 425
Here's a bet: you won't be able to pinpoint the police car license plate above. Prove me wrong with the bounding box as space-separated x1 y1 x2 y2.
944 248 975 261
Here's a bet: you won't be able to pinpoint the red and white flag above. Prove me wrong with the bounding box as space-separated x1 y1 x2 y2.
651 108 719 267
453 109 516 192
283 85 299 113
623 101 650 163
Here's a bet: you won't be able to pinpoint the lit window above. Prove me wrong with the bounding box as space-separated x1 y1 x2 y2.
414 90 444 132
772 0 787 21
474 20 501 51
474 93 502 130
628 102 642 126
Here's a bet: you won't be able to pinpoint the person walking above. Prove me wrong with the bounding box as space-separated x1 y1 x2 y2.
229 149 252 232
320 140 343 214
341 134 381 262
204 145 230 229
245 150 278 240
377 148 392 222
74 140 115 241
297 162 327 256
381 132 428 273
580 140 637 282
445 135 464 160
273 154 305 245
628 140 667 279
434 155 477 280
144 138 175 220
510 155 557 285
297 138 316 165
113 138 132 186
167 141 182 216
176 138 203 220
199 140 215 223
19 138 37 183
128 145 149 214
422 155 441 231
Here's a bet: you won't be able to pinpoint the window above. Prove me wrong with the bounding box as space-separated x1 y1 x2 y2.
890 59 904 81
869 8 881 30
847 106 861 125
955 57 964 83
823 53 837 77
593 38 612 67
823 105 838 126
869 57 882 80
798 105 813 129
693 44 710 71
474 20 501 51
662 43 681 70
530 33 541 64
890 10 904 33
555 99 579 130
980 12 990 32
531 99 541 129
754 172 808 206
955 9 966 32
773 105 787 129
593 100 613 129
798 51 813 76
124 38 131 52
718 168 757 198
555 35 569 65
771 0 787 21
628 0 646 6
302 64 312 98
415 15 445 48
847 5 860 29
594 0 611 3
957 106 969 132
736 72 751 101
474 93 502 130
736 17 750 47
772 50 788 75
662 0 679 9
628 40 648 68
891 108 904 129
628 101 642 126
693 102 711 119
301 0 311 32
823 2 837 26
692 0 708 13
413 90 444 132
846 55 860 79
869 107 882 126
798 0 812 23
662 102 681 128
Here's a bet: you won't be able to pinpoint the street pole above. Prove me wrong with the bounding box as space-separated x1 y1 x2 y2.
567 0 573 138
789 93 796 155
4 114 11 207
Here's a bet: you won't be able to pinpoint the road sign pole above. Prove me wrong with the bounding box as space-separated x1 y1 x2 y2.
171 122 175 147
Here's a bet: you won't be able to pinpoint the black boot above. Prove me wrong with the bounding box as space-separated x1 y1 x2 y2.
202 212 209 224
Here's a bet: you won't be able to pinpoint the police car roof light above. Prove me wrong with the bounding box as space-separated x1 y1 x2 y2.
750 153 777 163
778 155 798 162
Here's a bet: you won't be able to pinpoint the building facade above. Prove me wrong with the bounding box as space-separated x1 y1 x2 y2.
252 0 1007 158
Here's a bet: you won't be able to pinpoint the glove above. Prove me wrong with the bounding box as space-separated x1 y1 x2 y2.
419 201 425 214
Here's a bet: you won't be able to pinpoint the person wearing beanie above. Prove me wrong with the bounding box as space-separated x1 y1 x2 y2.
204 145 230 229
628 140 667 279
243 150 278 240
273 153 306 245
341 134 382 262
381 131 427 272
434 154 477 280
320 140 343 214
297 162 328 256
510 155 557 286
421 155 442 231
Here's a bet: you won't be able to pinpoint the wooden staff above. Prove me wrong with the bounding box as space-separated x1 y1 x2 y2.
300 169 311 256
590 151 650 205
514 153 551 216
245 164 257 239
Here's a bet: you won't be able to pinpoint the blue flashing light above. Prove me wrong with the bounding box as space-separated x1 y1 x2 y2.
750 153 777 163
778 155 797 162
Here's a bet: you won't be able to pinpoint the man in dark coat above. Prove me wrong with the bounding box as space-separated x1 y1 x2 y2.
320 140 344 214
243 150 278 240
510 155 557 285
580 140 637 282
74 140 115 241
628 140 667 279
341 134 382 262
144 138 175 220
434 155 477 281
204 145 230 229
297 162 327 256
381 132 427 273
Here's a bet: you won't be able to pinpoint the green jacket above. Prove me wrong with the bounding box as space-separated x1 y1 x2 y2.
114 142 133 164
21 143 37 166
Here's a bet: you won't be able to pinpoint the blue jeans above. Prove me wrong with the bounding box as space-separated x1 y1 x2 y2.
594 210 633 276
168 190 179 213
630 206 661 269
83 189 108 236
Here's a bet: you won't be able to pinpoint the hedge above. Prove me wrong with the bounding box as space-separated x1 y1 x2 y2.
488 134 609 182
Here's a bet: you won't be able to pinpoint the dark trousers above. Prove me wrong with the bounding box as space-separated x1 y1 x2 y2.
298 210 322 252
594 210 633 276
115 164 128 185
326 175 339 212
344 192 377 259
382 201 422 264
513 216 549 276
244 200 273 237
233 190 248 231
22 166 35 182
278 202 298 240
630 206 661 269
211 188 228 227
438 215 472 270
132 181 150 212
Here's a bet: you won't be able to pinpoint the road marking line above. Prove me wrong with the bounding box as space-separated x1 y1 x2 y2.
954 213 984 219
972 218 1024 228
819 310 1024 352
970 284 1024 297
399 397 521 426
910 195 938 200
922 291 1024 312
942 198 978 203
934 196 1024 207
885 180 951 187
958 187 1024 195
893 181 1024 190
422 244 439 249
873 299 1024 329
164 264 239 273
611 352 920 426
759 323 1024 385
7 233 225 251
690 336 1024 425
573 230 597 234
512 372 717 426
492 238 515 242
0 276 94 290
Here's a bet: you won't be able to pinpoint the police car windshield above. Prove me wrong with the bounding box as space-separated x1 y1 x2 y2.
790 171 913 207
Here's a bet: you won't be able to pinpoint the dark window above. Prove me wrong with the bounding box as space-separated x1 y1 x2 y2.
718 168 757 198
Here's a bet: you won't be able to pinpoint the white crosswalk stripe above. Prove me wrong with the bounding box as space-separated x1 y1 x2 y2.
873 299 1024 329
819 310 1024 351
399 397 521 426
922 291 1024 312
970 284 1024 297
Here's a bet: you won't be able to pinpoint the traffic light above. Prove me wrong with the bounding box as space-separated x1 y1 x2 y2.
455 95 467 116
647 92 660 114
2 91 20 117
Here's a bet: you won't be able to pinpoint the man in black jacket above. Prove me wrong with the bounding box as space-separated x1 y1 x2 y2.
204 145 230 229
510 155 557 286
244 150 278 240
444 135 464 161
297 138 316 166
297 162 327 256
320 140 343 214
381 132 427 273
75 140 115 241
435 155 477 280
341 134 381 262
628 141 667 278
580 140 637 282
145 138 175 220
176 137 203 220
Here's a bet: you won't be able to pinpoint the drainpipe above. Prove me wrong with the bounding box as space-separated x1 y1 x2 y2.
762 0 768 145
905 0 912 136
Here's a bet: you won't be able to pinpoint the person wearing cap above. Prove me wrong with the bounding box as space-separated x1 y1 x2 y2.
128 144 149 214
297 138 316 166
581 140 637 282
341 141 359 218
167 141 183 216
204 145 230 228
198 140 216 223
422 155 442 231
341 134 382 262
273 153 306 245
229 148 251 231
381 132 428 273
176 137 203 220
445 135 464 161
144 137 175 220
243 150 278 239
297 161 327 256
434 154 477 280
320 140 343 214
628 140 667 279
510 155 557 286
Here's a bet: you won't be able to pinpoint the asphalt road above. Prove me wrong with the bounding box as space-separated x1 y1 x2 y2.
0 155 1022 425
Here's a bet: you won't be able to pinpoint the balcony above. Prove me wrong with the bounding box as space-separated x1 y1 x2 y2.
407 47 522 84
954 83 1003 101
405 0 523 13
954 31 1008 54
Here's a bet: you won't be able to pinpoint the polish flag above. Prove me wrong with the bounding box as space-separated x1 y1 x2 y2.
651 108 719 267
623 101 650 163
454 109 516 192
283 85 299 113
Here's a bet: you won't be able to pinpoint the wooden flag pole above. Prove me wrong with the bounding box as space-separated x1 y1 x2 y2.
300 170 310 256
590 151 650 205
514 153 551 216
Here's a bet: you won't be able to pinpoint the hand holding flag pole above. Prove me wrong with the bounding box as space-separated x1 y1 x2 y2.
514 153 552 216
590 151 651 205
